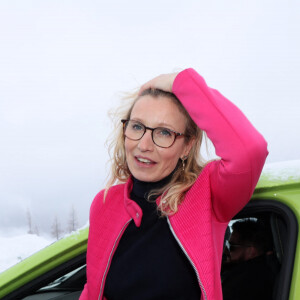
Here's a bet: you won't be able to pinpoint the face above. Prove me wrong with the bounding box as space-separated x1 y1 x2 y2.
125 95 193 182
228 231 249 263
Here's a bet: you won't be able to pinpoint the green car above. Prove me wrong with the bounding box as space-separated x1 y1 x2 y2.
0 161 299 300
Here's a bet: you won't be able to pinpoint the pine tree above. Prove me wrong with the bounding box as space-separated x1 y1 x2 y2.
27 209 33 234
67 205 79 233
51 216 63 240
34 225 40 236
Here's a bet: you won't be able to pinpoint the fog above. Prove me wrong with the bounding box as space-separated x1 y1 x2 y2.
0 1 299 236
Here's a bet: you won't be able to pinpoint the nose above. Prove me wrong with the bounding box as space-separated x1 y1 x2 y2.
137 129 154 152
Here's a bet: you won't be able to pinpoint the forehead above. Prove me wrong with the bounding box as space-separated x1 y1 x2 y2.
130 95 186 130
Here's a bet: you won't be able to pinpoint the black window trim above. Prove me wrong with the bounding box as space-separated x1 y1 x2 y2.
234 199 298 300
2 253 86 300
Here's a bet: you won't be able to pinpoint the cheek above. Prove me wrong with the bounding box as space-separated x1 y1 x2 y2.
124 139 137 173
124 138 135 155
158 147 181 166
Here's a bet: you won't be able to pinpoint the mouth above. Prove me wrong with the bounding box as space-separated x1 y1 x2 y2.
135 156 156 165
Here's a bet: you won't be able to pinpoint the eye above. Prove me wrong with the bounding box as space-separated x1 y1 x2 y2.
156 128 173 137
131 121 144 131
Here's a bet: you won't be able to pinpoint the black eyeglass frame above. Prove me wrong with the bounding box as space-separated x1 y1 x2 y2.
121 119 186 148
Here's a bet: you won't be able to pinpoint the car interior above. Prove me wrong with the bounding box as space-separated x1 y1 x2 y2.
224 200 298 300
2 200 298 300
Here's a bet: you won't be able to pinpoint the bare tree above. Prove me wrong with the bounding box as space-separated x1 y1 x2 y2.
34 225 40 236
51 216 63 240
67 205 79 233
27 208 33 234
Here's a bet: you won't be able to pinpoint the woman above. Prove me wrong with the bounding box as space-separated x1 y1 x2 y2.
80 68 268 300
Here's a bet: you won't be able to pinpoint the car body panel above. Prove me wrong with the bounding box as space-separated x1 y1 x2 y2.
0 228 88 298
253 164 300 300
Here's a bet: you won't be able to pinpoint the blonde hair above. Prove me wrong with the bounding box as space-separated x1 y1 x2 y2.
105 89 206 215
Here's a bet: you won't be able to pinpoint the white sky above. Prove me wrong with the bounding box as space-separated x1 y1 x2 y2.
0 0 299 235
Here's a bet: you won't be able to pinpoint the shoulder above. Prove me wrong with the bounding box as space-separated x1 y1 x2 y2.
106 182 127 197
186 160 221 197
89 189 105 219
182 162 215 203
194 160 216 184
90 183 127 215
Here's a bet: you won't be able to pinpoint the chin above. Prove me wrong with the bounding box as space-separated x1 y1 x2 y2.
131 170 161 182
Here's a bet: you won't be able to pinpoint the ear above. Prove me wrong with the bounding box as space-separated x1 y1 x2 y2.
182 137 195 158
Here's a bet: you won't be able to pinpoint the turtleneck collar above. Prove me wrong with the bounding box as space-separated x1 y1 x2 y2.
131 170 174 200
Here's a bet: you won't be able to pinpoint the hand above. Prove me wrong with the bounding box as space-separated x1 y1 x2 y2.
138 72 179 96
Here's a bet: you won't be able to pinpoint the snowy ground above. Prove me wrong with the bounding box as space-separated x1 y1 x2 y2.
0 233 54 273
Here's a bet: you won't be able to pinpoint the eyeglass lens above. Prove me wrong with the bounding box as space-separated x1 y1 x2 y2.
124 120 176 148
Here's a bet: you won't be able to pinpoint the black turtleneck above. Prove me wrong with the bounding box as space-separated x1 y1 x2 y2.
104 174 201 300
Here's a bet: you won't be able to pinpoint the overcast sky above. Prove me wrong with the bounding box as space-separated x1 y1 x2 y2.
0 1 299 236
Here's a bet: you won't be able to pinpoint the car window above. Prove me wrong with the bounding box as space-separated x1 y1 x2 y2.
222 200 298 300
38 264 86 291
22 265 86 300
2 254 86 300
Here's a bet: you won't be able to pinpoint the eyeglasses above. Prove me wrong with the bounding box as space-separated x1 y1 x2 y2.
226 241 252 252
121 119 185 148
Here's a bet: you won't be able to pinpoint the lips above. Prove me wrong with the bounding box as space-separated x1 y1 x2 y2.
135 156 156 165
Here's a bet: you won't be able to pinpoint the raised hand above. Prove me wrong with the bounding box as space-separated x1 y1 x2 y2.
138 72 178 95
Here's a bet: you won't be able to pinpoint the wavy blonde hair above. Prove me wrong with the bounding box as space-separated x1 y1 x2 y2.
105 88 206 215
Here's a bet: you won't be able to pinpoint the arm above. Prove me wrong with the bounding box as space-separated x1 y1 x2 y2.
140 68 268 222
79 284 88 300
79 190 105 300
172 68 268 221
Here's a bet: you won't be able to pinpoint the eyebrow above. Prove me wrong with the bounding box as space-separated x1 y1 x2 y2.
130 118 177 131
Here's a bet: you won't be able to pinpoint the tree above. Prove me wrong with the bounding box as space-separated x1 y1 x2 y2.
34 225 40 236
67 205 79 233
27 208 33 234
51 216 63 240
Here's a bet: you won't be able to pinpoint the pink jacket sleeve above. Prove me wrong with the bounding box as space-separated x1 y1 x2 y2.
79 190 106 300
80 284 108 300
173 68 268 222
79 283 88 300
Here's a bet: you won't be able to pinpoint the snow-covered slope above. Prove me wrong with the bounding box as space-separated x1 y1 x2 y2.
0 234 54 273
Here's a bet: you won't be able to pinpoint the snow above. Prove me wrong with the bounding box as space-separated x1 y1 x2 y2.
0 223 89 274
261 160 300 182
0 233 54 273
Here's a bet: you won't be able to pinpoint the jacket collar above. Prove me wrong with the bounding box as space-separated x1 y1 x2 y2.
123 177 143 227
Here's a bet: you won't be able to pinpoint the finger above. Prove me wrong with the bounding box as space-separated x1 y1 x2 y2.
138 73 178 96
138 78 157 96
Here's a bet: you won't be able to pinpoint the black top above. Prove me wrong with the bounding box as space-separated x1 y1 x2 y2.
104 174 201 300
